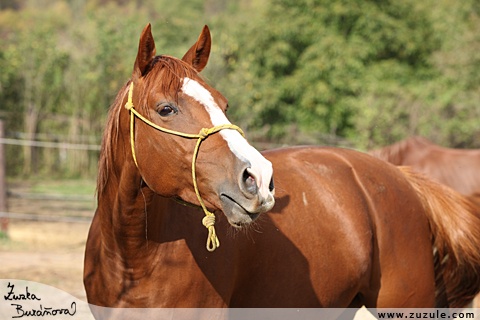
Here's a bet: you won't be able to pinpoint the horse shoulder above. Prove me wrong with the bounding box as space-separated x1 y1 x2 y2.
263 147 375 304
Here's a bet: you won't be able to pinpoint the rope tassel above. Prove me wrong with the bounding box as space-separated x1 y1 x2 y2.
202 214 219 251
125 83 245 252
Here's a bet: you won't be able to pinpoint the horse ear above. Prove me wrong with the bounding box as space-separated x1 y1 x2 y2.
132 24 156 81
181 25 211 73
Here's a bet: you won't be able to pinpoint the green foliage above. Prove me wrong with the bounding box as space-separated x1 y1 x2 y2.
211 0 480 150
216 0 451 148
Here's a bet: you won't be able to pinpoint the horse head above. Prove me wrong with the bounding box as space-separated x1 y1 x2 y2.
123 24 275 229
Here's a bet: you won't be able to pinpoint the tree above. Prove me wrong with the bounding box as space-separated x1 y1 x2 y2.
214 0 443 149
0 3 70 175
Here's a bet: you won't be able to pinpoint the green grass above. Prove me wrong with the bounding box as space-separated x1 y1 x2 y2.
0 230 8 240
30 180 96 195
8 178 96 195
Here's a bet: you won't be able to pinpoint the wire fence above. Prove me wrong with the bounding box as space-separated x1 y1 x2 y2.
0 125 96 227
0 137 101 151
0 211 92 223
7 131 101 144
1 190 95 226
7 191 94 201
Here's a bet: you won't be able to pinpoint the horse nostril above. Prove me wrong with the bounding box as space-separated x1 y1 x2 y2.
269 177 275 192
242 169 257 195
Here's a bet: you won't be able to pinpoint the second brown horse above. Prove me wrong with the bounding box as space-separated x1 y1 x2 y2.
370 136 480 195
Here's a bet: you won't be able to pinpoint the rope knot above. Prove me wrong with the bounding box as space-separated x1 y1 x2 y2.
198 128 210 140
125 82 135 110
125 101 134 111
202 214 215 228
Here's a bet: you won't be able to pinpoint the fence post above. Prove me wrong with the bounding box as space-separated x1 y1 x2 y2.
0 119 8 235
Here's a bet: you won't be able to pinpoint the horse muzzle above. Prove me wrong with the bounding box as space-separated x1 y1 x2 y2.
219 165 275 227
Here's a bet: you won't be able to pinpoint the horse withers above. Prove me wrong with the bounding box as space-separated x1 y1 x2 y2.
84 24 480 313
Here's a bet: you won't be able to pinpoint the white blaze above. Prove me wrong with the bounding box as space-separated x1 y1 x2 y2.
181 78 273 199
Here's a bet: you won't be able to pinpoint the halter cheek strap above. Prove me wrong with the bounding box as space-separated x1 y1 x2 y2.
125 83 245 252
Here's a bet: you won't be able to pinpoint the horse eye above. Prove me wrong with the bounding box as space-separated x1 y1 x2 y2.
158 105 175 117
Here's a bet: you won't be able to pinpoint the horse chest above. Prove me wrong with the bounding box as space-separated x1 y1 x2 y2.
99 251 225 307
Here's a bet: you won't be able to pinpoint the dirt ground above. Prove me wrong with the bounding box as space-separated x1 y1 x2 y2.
0 181 94 302
0 221 90 301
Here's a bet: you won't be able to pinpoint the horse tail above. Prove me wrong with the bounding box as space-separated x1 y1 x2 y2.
399 167 480 308
467 191 480 208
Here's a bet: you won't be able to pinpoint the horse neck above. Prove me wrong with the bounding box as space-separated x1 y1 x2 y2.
371 142 406 165
98 166 155 258
375 137 430 165
96 107 168 269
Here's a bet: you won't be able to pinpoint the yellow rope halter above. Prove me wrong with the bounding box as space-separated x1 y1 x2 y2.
124 83 245 252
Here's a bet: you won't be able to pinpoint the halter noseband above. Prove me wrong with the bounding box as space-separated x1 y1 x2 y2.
124 82 245 252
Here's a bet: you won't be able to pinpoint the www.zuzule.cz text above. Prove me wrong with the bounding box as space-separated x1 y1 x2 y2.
378 311 474 319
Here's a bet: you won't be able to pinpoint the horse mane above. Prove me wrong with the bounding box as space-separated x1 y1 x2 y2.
399 167 480 307
369 136 433 164
96 55 197 198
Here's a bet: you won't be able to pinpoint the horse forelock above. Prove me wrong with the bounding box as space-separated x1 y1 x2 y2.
139 55 198 113
96 55 199 199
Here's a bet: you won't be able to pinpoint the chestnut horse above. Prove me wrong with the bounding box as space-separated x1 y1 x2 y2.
84 25 480 313
369 136 480 195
